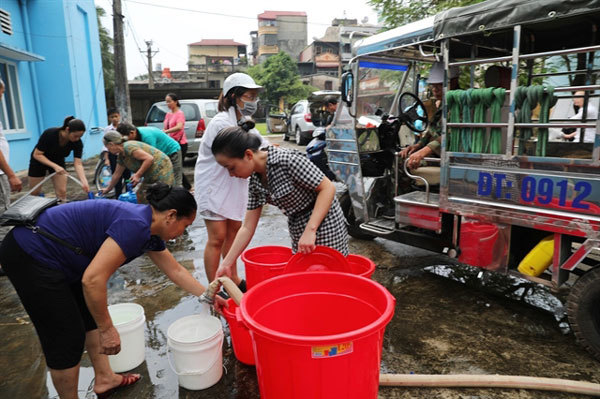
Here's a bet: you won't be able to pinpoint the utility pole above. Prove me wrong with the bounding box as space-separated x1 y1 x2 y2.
113 0 132 122
144 41 159 89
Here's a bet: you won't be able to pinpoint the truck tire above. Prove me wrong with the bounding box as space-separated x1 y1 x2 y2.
567 266 600 361
339 192 375 241
295 127 304 145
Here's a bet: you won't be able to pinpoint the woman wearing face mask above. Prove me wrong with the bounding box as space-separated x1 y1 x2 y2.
28 116 90 202
194 73 268 290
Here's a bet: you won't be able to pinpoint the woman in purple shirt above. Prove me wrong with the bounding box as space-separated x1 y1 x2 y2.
0 183 220 398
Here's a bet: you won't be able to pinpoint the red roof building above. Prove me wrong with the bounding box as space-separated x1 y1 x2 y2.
258 11 307 20
188 39 246 47
187 39 248 89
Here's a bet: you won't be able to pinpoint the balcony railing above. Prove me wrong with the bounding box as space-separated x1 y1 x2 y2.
258 45 279 56
188 63 247 73
258 25 278 35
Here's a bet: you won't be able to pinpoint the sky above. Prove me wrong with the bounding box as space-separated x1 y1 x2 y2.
94 0 381 79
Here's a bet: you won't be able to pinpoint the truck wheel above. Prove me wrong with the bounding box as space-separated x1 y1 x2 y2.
567 266 600 361
339 192 375 241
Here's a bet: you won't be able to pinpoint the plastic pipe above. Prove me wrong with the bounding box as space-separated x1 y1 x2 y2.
379 374 600 397
200 277 244 306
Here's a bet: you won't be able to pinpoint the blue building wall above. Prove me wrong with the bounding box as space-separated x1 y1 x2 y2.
0 0 106 172
0 0 41 172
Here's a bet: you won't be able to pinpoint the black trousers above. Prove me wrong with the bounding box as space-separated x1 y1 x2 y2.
0 229 97 369
180 143 191 190
109 151 130 195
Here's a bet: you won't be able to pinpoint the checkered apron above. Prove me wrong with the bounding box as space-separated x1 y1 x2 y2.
248 146 349 255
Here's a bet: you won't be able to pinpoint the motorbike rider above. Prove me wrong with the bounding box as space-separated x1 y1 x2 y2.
400 62 459 169
324 97 338 130
307 96 338 181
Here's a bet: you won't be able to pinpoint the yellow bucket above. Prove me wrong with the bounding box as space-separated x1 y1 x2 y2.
517 235 554 277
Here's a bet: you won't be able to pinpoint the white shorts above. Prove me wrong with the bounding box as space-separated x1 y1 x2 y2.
199 209 226 221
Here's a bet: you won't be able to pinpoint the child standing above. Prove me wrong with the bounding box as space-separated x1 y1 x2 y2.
103 108 130 196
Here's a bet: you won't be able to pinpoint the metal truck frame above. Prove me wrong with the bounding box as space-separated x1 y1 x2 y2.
328 0 600 360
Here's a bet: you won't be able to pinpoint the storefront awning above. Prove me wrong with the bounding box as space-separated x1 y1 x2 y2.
0 43 44 62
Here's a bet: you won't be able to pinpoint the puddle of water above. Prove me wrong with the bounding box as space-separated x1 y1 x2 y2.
422 264 567 325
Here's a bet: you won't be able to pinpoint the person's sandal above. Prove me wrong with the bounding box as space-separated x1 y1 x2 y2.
95 373 142 399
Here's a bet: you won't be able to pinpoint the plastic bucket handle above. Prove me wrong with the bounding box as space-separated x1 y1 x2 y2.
167 334 224 376
235 306 248 330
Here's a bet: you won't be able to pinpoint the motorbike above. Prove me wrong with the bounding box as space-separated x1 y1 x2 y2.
306 127 336 181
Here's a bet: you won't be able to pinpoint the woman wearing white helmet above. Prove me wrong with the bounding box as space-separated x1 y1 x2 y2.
194 73 268 291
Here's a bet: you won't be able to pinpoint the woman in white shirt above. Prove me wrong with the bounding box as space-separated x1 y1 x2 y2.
194 73 268 290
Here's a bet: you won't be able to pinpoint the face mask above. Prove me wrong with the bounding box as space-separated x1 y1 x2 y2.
238 99 258 117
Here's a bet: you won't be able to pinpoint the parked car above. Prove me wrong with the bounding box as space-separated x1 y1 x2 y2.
265 105 288 134
144 99 219 157
285 90 341 145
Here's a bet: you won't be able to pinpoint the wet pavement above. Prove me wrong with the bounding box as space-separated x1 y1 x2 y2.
1 135 599 398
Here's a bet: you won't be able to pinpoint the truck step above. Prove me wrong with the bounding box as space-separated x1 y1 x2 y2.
360 218 401 235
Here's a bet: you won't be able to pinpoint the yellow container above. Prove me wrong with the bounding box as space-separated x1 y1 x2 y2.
517 235 554 277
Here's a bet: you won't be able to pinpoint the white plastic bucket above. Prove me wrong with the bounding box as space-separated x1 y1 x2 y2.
167 314 223 390
107 303 146 373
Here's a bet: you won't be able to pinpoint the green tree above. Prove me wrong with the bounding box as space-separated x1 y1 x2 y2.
96 6 114 101
368 0 486 27
247 52 317 109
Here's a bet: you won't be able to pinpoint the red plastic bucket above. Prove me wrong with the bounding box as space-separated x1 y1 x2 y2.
240 272 395 399
347 254 376 279
222 299 255 366
459 222 499 267
242 246 293 289
285 246 351 274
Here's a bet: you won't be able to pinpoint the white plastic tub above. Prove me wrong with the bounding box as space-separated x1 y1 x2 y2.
107 303 146 372
167 314 223 390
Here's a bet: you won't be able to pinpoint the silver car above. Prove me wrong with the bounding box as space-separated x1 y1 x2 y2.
286 90 341 145
144 99 219 157
286 99 313 145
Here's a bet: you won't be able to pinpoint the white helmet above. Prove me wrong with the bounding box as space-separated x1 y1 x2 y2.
428 62 459 84
222 73 262 96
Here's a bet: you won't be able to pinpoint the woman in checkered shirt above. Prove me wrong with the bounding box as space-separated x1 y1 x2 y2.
211 126 349 279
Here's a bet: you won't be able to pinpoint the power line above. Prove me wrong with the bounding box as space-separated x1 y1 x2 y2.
150 38 188 62
121 0 150 71
123 0 333 27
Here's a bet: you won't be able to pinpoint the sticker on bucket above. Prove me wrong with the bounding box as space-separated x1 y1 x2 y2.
311 342 353 358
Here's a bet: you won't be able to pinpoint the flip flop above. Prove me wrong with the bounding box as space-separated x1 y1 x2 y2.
95 373 142 399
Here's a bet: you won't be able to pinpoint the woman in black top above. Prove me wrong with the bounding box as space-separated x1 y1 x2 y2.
29 116 90 202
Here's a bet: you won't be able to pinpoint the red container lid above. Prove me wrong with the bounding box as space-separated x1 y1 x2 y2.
285 246 351 274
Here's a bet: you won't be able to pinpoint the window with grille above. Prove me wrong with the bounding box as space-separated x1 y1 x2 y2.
0 61 25 132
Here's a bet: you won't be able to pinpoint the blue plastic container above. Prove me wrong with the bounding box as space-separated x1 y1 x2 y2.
118 182 137 204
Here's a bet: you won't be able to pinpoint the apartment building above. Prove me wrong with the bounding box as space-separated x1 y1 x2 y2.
187 39 247 89
251 11 307 64
298 19 380 90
